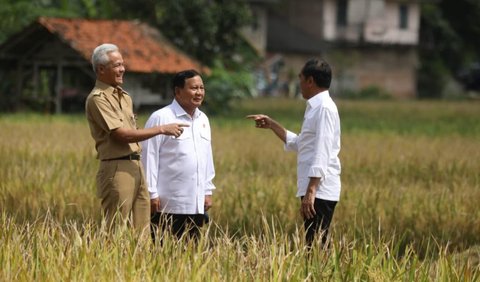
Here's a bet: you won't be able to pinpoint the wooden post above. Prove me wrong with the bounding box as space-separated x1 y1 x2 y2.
55 61 63 114
15 60 24 110
33 62 39 99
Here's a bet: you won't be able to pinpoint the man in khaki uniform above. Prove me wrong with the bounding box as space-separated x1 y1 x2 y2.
85 43 187 231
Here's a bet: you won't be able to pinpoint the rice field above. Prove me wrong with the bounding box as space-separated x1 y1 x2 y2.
1 98 479 281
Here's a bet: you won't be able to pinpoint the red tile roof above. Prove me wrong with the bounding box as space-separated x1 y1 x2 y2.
38 17 207 74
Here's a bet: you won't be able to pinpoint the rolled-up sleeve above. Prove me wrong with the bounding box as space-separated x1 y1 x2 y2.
308 108 336 180
284 130 299 152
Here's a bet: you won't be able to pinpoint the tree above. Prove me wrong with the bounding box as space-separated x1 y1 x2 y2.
109 0 255 68
0 0 104 42
418 0 480 97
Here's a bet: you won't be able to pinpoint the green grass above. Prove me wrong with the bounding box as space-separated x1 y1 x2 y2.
1 98 479 280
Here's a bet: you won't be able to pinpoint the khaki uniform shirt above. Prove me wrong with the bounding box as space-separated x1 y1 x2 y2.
85 80 140 160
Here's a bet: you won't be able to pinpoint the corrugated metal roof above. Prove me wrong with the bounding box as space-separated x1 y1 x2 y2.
37 17 206 74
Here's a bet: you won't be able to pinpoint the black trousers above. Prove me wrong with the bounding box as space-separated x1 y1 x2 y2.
302 197 337 248
151 212 208 243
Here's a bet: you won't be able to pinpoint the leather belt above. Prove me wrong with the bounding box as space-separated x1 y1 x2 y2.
103 153 141 161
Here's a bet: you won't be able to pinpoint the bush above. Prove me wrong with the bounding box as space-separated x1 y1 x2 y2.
203 61 255 115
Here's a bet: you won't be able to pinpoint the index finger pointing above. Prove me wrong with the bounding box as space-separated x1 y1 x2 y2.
246 115 261 120
178 123 190 127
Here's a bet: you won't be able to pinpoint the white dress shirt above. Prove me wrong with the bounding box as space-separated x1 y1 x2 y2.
284 90 341 201
141 99 216 214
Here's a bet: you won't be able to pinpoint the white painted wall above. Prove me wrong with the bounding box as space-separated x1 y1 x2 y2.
323 0 419 45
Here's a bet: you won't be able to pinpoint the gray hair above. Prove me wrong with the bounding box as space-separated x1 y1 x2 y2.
91 43 119 73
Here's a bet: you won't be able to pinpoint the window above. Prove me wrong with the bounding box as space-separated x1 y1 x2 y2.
336 0 348 27
399 4 409 29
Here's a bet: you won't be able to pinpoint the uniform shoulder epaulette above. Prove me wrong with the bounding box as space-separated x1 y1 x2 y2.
91 89 105 97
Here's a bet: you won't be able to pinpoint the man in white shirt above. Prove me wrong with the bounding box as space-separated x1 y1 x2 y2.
247 58 341 248
141 70 216 241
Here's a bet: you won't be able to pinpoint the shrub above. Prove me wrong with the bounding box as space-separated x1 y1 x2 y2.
203 61 255 115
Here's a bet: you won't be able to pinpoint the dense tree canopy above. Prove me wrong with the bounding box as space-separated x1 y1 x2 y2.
418 0 480 97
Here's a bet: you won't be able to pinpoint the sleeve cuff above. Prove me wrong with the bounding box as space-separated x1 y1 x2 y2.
149 189 159 199
308 166 326 180
205 187 215 196
284 130 298 151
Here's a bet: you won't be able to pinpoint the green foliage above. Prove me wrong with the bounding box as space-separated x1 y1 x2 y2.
418 1 480 96
0 0 44 42
417 57 449 99
0 0 107 42
154 0 253 67
203 61 255 115
439 0 480 59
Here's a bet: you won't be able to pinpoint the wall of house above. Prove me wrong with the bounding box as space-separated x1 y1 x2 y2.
364 1 420 45
262 46 418 99
326 47 418 98
322 0 419 45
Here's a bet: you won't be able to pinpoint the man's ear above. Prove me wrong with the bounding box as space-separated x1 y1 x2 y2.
97 65 105 74
306 76 315 86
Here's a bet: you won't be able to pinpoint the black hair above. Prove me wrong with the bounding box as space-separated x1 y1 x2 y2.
301 58 332 88
172 69 201 92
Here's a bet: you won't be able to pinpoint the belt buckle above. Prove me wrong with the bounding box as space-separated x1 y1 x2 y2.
129 153 140 160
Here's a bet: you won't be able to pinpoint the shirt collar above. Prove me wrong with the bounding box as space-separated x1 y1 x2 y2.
306 90 329 109
172 99 200 119
94 80 127 96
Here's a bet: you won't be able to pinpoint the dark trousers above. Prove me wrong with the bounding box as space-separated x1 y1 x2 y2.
302 197 337 248
151 212 208 243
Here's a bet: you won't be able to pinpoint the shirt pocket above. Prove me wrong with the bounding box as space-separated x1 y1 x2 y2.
200 128 211 141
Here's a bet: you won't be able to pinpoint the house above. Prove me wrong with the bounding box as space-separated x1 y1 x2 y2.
243 0 420 98
0 17 206 113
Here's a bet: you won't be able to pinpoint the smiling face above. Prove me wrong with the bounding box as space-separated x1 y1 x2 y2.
175 75 205 116
97 51 125 87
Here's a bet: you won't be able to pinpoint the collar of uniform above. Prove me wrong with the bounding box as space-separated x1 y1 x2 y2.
172 98 200 119
94 80 116 96
116 85 128 95
94 80 128 96
307 90 329 109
